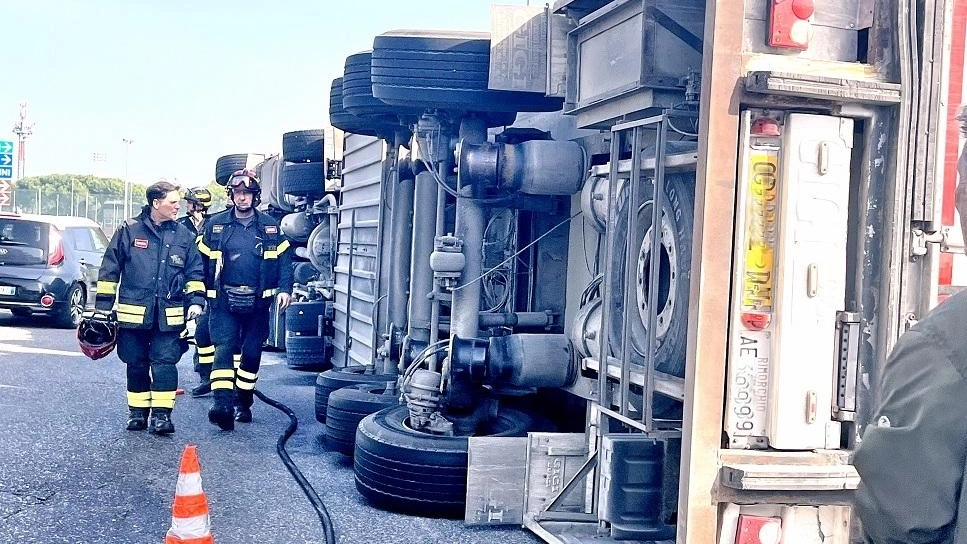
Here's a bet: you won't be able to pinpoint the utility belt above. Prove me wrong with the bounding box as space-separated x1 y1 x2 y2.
222 285 257 315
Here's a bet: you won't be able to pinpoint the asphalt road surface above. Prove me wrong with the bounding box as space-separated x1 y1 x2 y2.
0 310 541 544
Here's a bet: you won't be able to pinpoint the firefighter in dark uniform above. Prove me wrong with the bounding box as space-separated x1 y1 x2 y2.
857 128 967 542
177 186 213 237
94 181 206 435
197 169 292 430
854 291 967 542
175 186 231 397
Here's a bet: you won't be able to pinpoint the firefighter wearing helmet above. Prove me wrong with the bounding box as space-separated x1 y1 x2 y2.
178 186 213 236
177 186 222 397
196 169 293 430
91 180 206 435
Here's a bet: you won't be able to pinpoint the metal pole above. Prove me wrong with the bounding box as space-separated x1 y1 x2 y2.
70 178 75 216
122 138 134 220
36 187 41 214
387 133 415 357
451 117 487 339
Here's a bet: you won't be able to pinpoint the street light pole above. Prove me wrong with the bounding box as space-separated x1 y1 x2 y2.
122 138 134 220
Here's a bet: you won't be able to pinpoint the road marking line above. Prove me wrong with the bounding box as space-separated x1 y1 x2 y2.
0 343 84 357
0 328 33 342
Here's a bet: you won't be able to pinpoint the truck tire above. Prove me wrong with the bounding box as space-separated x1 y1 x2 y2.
285 300 327 335
325 384 399 456
330 77 398 138
215 154 250 185
284 335 331 371
608 172 695 384
354 405 534 518
282 130 325 163
281 162 325 198
314 366 397 423
343 51 414 122
371 30 563 114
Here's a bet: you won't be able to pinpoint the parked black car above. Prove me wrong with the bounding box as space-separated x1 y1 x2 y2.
0 213 108 328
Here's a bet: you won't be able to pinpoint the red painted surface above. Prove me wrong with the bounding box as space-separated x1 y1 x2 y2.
940 1 967 286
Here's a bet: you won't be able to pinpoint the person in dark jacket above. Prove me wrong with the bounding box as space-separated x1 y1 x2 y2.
177 186 213 237
197 169 293 430
853 290 967 542
176 186 223 397
94 181 206 435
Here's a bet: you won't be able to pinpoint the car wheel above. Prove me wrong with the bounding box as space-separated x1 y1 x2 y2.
56 284 85 329
354 405 534 517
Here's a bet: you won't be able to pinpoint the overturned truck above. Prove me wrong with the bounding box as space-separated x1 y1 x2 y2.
317 0 950 541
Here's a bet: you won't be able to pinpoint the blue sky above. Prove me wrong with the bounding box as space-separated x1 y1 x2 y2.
0 0 530 187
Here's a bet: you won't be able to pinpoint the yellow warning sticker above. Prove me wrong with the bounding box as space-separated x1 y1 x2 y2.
743 151 779 310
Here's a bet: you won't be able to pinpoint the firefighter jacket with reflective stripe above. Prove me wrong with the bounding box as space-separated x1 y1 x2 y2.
95 207 206 331
197 208 293 301
854 290 967 543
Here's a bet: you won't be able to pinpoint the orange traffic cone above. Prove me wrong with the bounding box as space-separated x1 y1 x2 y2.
165 444 214 544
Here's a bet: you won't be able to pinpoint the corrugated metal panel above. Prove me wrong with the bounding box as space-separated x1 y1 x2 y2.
332 134 384 368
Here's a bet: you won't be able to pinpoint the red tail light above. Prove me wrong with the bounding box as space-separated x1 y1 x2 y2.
735 514 782 544
48 226 64 266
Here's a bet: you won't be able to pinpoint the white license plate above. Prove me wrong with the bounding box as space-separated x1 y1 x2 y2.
0 286 14 296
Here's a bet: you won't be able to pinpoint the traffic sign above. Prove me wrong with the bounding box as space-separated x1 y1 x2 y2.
0 141 12 154
0 179 9 207
0 154 11 167
0 193 8 207
0 167 11 179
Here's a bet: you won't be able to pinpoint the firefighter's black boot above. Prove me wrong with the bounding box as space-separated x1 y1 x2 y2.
234 390 253 423
190 379 211 398
148 408 175 435
208 390 235 431
126 408 149 431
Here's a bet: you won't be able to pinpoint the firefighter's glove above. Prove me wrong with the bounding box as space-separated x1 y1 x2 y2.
186 304 204 321
82 310 116 323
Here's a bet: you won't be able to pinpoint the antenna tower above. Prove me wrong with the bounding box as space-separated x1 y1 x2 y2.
12 102 33 181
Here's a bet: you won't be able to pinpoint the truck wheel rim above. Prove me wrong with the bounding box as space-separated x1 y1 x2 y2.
635 206 677 342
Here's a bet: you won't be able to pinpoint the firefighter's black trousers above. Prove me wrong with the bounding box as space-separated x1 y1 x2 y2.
209 298 270 409
117 327 181 410
192 309 213 376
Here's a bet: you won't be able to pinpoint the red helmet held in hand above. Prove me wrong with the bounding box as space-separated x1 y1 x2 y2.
77 311 118 360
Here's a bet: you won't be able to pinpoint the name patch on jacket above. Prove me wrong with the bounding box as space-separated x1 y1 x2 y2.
212 225 224 233
133 239 149 249
169 254 184 266
265 225 278 234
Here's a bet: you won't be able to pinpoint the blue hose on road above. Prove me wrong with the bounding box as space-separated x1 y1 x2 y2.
254 389 337 543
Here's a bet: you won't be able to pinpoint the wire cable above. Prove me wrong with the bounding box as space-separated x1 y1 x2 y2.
254 389 337 544
453 211 582 291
